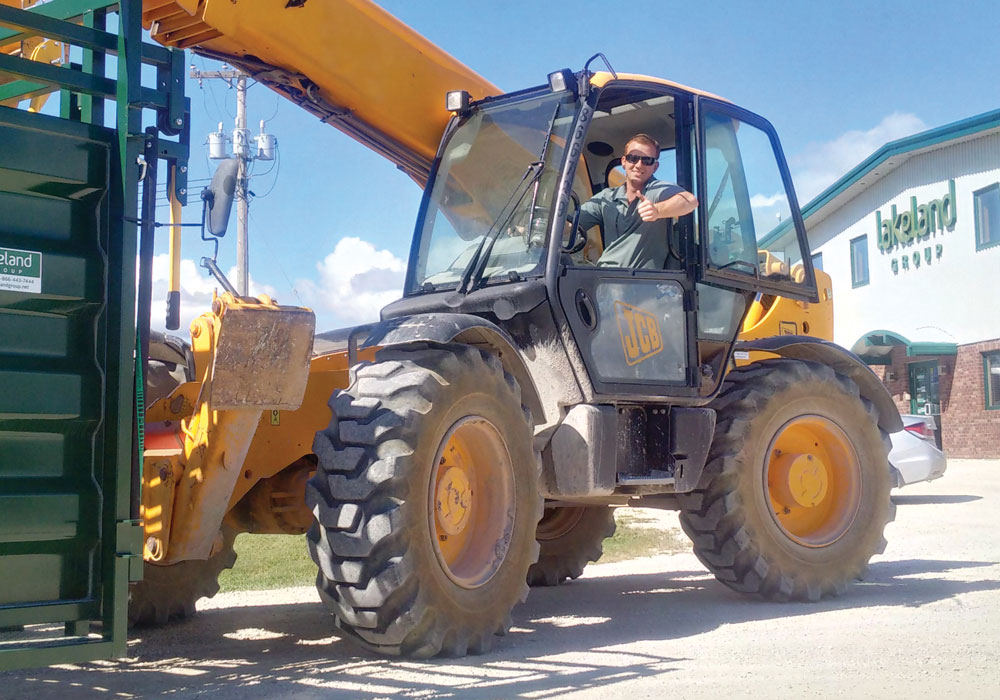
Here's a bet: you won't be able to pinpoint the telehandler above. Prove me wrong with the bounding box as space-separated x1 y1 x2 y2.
137 0 894 659
0 0 895 664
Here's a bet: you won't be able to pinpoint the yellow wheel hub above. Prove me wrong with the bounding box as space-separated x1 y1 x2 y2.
429 416 515 589
435 466 473 536
765 415 861 547
771 452 829 508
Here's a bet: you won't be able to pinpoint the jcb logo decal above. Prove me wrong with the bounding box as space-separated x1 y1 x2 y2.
615 301 663 366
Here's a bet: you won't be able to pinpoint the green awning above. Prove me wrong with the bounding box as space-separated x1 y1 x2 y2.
850 329 957 365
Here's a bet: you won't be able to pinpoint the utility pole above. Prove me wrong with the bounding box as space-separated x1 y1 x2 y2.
190 65 253 295
234 73 248 296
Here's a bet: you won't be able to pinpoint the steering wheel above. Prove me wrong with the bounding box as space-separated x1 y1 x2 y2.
561 191 587 254
563 225 587 254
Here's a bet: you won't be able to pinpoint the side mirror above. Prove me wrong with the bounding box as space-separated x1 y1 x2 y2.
203 157 239 236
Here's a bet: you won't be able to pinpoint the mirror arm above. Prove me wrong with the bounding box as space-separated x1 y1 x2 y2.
199 197 221 264
200 256 239 296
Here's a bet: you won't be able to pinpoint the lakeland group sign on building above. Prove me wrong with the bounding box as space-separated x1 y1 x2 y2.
801 108 1000 458
876 179 955 274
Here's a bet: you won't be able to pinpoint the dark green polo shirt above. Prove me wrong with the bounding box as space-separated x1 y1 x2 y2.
578 178 685 269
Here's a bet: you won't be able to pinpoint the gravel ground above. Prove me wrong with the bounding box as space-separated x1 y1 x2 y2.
2 459 998 699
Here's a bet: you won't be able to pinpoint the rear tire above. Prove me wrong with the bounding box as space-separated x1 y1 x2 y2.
306 343 542 657
527 506 616 586
144 331 193 406
679 359 894 601
128 526 237 625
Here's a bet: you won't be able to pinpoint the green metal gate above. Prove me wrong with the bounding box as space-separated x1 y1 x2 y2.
0 0 188 670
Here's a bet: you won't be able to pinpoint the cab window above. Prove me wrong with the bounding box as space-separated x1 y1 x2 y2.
572 89 681 268
702 109 808 286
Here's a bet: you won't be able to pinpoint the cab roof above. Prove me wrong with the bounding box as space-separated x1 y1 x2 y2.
589 71 730 103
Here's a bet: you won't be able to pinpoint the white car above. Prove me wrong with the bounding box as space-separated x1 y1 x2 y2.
889 414 948 488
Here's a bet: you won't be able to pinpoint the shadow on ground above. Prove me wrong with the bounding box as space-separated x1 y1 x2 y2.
892 494 983 505
1 555 996 699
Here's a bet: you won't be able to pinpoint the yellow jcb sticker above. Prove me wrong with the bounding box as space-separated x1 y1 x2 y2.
615 301 663 366
270 409 280 426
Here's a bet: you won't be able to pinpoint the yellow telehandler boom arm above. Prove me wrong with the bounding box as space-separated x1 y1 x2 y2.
143 0 499 184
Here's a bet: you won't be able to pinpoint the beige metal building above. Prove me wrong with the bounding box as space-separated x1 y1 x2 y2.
799 109 1000 458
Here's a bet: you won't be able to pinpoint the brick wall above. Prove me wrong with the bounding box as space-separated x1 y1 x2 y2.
871 340 1000 458
941 340 1000 458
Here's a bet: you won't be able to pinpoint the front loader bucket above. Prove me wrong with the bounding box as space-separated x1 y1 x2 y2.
209 297 316 410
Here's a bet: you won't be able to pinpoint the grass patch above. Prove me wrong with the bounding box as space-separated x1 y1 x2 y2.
217 534 316 593
600 512 689 564
217 513 690 592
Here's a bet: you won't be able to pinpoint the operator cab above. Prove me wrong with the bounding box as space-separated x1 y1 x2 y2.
391 70 817 404
561 75 817 400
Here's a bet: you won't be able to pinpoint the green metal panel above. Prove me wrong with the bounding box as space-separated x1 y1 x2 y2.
0 0 187 670
0 0 152 671
0 0 118 44
0 103 137 672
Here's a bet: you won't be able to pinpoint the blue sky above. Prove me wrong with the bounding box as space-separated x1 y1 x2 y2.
150 0 1000 333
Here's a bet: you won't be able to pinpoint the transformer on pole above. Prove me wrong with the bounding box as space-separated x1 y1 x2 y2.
190 65 278 296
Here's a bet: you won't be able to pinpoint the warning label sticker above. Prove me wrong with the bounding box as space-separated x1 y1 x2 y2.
0 247 43 294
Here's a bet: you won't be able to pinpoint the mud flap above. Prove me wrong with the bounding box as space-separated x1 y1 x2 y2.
669 407 716 492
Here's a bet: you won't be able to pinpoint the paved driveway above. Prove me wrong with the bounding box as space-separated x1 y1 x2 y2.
3 460 998 699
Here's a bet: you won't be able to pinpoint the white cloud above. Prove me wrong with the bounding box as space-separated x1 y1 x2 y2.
295 237 406 328
146 254 277 335
790 112 929 203
749 192 788 208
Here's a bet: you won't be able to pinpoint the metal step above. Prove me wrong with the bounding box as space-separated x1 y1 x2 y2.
616 469 676 486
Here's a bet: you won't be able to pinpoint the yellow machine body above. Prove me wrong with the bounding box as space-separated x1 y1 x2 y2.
737 265 835 365
134 2 836 567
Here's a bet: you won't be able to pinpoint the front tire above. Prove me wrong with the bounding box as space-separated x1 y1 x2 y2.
306 343 542 657
679 359 894 601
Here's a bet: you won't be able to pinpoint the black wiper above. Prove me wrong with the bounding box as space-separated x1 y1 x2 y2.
457 101 562 295
455 160 544 295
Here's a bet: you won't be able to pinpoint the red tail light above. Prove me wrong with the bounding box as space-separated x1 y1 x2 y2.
904 421 935 441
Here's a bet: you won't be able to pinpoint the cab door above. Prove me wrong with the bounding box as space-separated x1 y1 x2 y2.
556 86 701 400
695 97 818 302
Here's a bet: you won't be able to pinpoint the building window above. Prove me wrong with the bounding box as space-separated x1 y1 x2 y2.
811 252 823 271
974 183 1000 251
985 351 1000 410
850 235 869 287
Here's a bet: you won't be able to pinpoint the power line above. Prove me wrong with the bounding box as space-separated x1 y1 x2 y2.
196 55 226 123
260 95 280 125
248 207 303 306
249 148 281 200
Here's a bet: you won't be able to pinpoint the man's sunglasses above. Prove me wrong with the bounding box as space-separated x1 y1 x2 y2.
624 153 657 166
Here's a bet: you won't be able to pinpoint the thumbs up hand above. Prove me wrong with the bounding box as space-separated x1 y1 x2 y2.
636 192 658 222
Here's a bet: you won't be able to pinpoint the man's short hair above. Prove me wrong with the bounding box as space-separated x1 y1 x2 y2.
625 133 660 155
